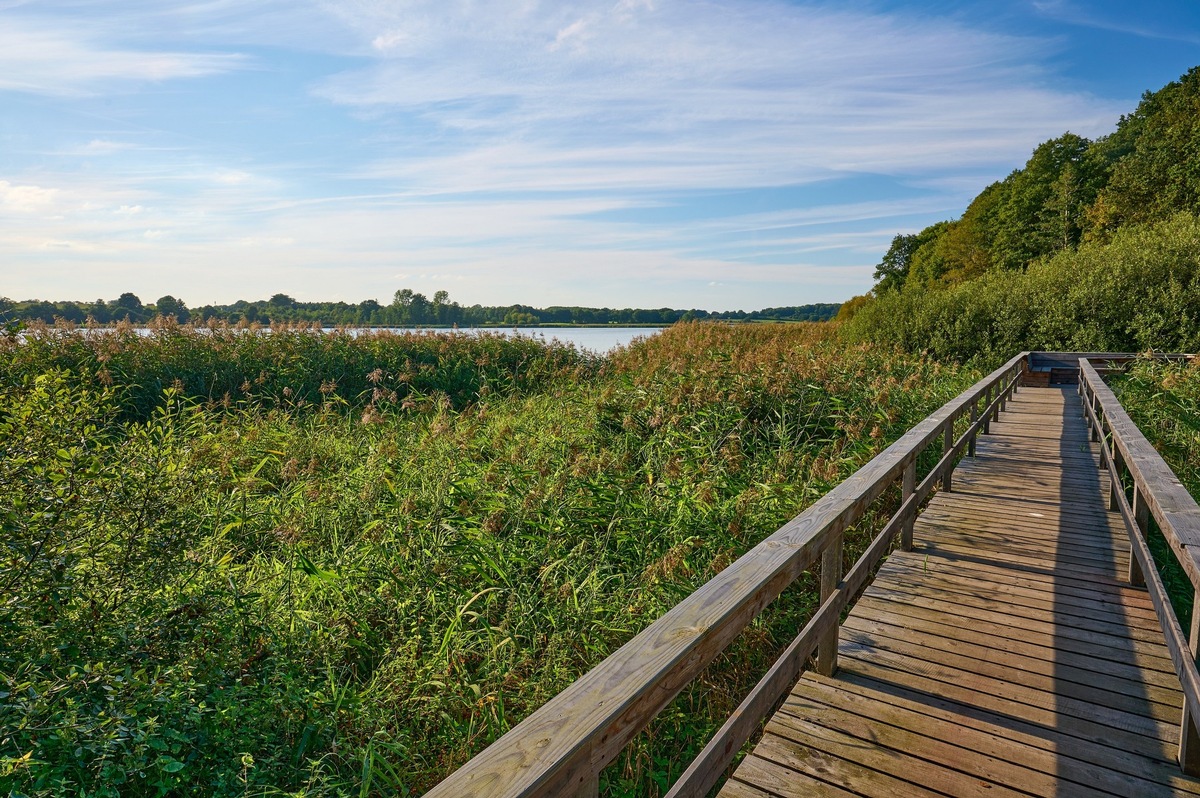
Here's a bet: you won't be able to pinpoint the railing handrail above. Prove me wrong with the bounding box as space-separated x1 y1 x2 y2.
1078 355 1200 773
423 351 1029 798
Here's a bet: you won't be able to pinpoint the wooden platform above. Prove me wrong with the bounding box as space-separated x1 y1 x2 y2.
722 386 1200 797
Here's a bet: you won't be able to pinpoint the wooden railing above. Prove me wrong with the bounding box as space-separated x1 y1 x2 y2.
422 352 1028 798
1079 356 1200 775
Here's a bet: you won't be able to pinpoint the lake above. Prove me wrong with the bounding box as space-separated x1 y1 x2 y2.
101 324 664 353
490 326 663 352
332 326 666 353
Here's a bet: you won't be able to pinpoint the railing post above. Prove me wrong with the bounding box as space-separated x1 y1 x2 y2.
574 778 600 798
1129 487 1149 587
1110 447 1124 513
1181 594 1200 775
982 385 992 435
942 417 954 493
1090 392 1101 442
1100 417 1111 471
817 532 844 676
901 459 916 552
969 398 978 458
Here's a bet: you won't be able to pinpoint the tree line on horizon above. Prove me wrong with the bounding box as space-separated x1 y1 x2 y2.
0 289 840 328
842 65 1200 362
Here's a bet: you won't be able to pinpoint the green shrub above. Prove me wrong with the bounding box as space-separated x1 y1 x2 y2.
845 213 1200 366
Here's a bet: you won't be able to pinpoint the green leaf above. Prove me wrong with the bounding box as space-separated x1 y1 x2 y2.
295 553 340 582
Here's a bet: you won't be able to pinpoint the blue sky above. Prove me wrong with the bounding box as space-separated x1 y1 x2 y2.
2 0 1199 310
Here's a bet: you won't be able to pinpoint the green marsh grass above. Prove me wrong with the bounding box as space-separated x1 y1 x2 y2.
0 321 976 796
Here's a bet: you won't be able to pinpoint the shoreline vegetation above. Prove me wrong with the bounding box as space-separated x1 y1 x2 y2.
0 321 978 796
0 293 840 330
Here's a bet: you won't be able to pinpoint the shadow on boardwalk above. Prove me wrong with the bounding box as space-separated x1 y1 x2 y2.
720 387 1200 798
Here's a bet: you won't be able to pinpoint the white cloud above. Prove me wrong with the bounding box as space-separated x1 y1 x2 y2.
79 139 136 155
549 18 591 52
313 1 1122 196
0 180 59 212
0 0 1152 308
211 169 254 185
0 16 246 96
371 30 408 51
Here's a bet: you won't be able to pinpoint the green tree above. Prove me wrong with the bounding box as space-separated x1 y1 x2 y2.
1090 66 1200 233
112 292 145 322
989 133 1093 271
154 295 190 323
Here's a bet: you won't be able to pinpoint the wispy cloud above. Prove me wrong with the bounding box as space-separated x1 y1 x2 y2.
0 0 1156 308
314 1 1121 196
0 16 246 95
1032 1 1200 45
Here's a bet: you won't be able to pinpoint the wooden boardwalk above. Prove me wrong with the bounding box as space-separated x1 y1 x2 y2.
722 386 1200 797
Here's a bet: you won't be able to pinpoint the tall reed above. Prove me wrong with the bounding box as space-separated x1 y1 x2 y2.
0 322 976 797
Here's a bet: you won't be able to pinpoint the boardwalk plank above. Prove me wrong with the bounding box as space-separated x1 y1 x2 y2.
721 386 1200 797
804 672 1200 794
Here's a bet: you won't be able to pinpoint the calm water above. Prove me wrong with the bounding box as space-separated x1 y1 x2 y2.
334 326 665 353
500 326 663 352
119 325 663 353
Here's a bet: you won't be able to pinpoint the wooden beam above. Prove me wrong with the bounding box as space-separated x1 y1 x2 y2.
817 532 844 676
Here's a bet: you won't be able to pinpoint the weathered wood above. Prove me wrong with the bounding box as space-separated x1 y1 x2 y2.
969 396 979 456
817 532 844 676
1112 446 1126 512
1080 360 1200 588
730 750 861 798
844 607 1177 680
764 712 1030 798
1184 592 1200 776
668 487 922 797
787 675 1200 797
1080 359 1200 776
839 654 1181 765
663 576 842 798
724 383 1200 798
900 458 916 551
838 625 1183 714
1131 487 1151 587
807 671 1200 794
942 417 954 492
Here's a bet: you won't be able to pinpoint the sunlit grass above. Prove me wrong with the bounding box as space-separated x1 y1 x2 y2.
0 321 977 796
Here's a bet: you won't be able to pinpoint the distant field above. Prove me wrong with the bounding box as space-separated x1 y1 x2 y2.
0 321 976 797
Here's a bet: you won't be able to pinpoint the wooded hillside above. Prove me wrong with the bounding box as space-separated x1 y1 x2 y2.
845 66 1200 362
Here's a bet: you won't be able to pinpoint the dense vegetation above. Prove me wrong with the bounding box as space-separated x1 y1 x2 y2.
0 291 840 328
0 322 975 796
844 66 1200 364
1109 358 1200 625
